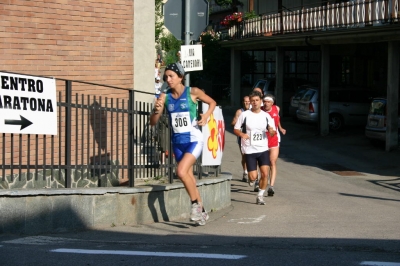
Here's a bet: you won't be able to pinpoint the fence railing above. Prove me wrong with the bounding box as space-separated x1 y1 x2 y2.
0 72 220 190
228 0 400 39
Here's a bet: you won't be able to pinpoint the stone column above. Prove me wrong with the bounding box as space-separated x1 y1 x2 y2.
386 41 399 151
133 1 155 103
275 46 284 116
320 44 330 136
231 48 241 107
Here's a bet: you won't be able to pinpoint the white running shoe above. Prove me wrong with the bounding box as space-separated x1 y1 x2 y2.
196 211 209 226
256 196 266 205
190 203 202 221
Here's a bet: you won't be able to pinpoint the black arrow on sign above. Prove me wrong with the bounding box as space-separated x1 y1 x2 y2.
5 115 33 130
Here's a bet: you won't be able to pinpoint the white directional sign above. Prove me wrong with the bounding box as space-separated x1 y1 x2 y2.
0 72 57 135
180 45 203 72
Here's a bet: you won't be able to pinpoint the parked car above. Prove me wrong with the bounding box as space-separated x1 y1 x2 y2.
252 77 312 114
289 85 312 120
296 88 379 130
365 97 400 142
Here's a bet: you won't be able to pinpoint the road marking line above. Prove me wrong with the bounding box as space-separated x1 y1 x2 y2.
51 248 246 260
228 215 266 224
360 262 400 266
4 236 71 245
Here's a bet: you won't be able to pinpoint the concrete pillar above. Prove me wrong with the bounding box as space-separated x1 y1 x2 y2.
275 47 284 115
320 44 330 136
133 1 155 103
231 48 241 107
386 41 399 151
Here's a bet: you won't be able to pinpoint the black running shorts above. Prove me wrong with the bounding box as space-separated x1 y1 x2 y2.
245 150 270 172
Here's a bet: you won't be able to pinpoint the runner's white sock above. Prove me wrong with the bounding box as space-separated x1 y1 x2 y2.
244 170 248 174
258 189 265 197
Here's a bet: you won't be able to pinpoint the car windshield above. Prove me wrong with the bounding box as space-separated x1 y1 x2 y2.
369 99 386 115
301 89 316 101
294 89 308 99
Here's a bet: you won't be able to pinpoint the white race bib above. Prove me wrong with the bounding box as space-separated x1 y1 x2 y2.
171 112 191 133
250 130 265 146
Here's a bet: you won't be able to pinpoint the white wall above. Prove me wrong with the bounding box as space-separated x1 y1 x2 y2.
134 1 156 103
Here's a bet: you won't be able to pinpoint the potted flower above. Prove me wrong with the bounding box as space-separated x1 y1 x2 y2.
220 12 243 27
233 12 243 22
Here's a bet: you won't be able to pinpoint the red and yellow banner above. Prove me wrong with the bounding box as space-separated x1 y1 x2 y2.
201 103 224 166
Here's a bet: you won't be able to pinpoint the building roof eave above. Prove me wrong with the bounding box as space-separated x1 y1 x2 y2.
220 25 400 50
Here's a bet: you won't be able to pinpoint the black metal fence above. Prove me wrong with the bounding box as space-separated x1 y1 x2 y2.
0 73 220 189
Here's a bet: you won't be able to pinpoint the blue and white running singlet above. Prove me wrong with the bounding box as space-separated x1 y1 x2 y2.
164 86 203 145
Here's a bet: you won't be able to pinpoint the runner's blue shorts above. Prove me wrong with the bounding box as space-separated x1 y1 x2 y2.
173 141 203 162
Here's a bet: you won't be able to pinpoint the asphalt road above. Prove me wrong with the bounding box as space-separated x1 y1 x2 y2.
1 116 399 266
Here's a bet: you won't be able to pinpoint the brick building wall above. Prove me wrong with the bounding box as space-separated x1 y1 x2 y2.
0 1 156 185
0 0 134 95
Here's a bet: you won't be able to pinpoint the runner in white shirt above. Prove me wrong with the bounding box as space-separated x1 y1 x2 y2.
234 91 276 205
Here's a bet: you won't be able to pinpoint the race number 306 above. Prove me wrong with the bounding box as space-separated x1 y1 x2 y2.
171 112 191 133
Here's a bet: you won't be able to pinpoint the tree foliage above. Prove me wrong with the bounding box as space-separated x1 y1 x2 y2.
215 0 244 8
160 33 183 65
155 0 164 43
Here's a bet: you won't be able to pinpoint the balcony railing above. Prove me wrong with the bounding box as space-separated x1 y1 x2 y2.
227 0 400 39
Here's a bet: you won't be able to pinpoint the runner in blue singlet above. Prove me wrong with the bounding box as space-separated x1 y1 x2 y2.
150 62 216 226
164 85 204 161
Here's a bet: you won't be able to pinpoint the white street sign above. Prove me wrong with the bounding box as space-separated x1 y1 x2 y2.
0 72 57 135
180 45 203 72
